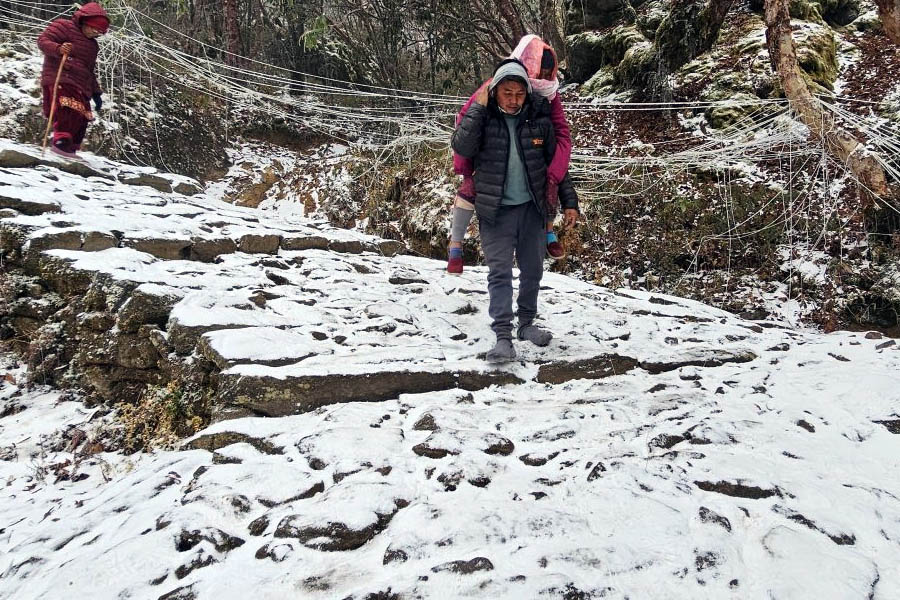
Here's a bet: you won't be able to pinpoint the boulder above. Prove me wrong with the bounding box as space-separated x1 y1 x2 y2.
280 234 329 251
118 173 174 194
274 489 408 551
238 233 281 254
124 237 192 260
81 231 118 251
118 285 184 333
568 27 648 83
0 194 61 216
173 182 203 196
189 237 237 262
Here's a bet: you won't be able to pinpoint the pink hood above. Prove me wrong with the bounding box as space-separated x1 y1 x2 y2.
510 35 559 99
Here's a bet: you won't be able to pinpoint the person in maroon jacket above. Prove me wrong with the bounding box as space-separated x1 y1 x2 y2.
37 2 109 158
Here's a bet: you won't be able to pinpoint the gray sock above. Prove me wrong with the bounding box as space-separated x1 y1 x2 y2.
450 206 474 243
517 324 552 347
486 337 516 363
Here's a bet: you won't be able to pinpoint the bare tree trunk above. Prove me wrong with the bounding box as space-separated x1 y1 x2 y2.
875 0 900 44
224 0 241 65
496 0 527 45
765 0 889 198
539 0 566 61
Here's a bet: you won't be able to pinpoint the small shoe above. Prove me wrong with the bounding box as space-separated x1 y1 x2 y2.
51 137 77 158
547 240 565 260
486 338 516 363
447 254 463 274
447 247 464 275
50 144 77 159
517 323 552 347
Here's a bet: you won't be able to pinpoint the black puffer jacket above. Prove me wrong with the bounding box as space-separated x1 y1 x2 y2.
451 93 578 225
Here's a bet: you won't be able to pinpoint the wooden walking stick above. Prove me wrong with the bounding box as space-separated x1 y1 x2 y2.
42 53 68 156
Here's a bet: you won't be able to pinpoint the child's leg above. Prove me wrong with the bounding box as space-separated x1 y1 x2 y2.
447 193 474 273
545 215 557 243
545 214 565 259
450 195 475 247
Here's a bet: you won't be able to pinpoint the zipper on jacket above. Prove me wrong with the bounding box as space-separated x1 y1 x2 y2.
515 113 544 216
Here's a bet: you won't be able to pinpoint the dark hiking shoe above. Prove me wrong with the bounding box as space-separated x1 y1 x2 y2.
517 324 552 347
486 338 516 363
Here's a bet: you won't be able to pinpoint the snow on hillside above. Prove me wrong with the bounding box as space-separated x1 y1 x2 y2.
1 138 899 599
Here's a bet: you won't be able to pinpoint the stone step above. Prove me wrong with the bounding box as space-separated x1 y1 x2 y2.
217 366 526 418
2 216 403 267
0 138 794 419
4 238 785 414
0 142 405 270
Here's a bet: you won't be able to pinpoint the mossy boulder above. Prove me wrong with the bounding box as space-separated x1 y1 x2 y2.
794 21 838 90
581 67 619 96
790 0 823 21
568 26 649 83
705 93 765 129
636 1 670 39
614 42 657 91
567 33 605 83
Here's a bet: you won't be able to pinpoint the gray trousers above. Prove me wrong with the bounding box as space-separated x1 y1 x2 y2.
479 202 545 339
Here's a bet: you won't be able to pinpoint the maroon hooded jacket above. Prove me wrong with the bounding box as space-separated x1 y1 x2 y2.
37 2 108 100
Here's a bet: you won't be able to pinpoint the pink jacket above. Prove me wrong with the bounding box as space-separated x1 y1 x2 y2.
452 83 571 186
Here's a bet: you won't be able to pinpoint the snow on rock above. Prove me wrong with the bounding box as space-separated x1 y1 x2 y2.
2 326 900 598
1 137 900 598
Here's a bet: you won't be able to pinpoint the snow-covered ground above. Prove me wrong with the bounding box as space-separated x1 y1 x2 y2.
2 324 900 598
1 137 900 599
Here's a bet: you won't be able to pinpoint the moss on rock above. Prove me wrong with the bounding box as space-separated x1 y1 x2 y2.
636 0 670 39
568 26 649 83
705 93 764 128
614 42 658 92
794 21 839 90
581 67 619 96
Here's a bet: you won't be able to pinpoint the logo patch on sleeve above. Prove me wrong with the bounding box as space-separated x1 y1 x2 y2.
532 138 544 146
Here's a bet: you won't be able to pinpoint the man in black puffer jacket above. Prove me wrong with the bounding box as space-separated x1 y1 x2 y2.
452 59 579 363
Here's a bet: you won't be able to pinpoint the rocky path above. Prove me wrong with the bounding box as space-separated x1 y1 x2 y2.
1 139 899 599
3 139 770 418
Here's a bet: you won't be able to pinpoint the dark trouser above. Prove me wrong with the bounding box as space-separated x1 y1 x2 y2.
43 84 89 150
479 201 545 340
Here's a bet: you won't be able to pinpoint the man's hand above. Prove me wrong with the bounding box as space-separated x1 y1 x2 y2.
474 80 491 106
563 208 578 228
59 42 73 56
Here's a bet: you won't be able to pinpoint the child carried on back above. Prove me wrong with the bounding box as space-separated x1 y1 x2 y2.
447 34 573 274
